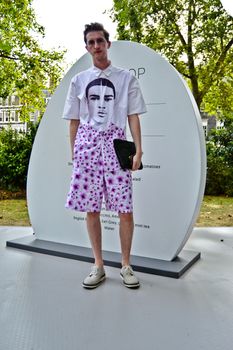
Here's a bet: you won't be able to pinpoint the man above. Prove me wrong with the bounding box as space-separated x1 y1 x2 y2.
63 22 146 289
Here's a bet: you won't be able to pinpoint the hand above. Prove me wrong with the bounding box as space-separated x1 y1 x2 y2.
132 153 142 171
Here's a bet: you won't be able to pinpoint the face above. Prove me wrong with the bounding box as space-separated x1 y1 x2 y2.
87 85 115 124
85 31 111 62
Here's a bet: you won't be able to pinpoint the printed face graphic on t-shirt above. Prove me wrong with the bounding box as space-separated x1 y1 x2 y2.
86 78 116 125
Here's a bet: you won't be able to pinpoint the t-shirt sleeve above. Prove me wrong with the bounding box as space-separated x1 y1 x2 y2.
127 75 147 116
62 77 80 120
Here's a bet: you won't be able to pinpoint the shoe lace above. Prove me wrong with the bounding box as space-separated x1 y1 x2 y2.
90 266 100 276
123 265 134 276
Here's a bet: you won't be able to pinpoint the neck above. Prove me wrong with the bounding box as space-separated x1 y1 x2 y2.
93 59 111 70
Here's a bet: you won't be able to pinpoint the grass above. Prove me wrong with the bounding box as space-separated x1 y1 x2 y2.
0 199 30 226
196 195 233 227
0 189 30 226
0 192 232 227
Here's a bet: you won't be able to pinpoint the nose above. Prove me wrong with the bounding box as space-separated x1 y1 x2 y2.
94 41 100 49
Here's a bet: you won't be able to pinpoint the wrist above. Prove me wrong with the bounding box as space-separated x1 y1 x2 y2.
136 150 143 156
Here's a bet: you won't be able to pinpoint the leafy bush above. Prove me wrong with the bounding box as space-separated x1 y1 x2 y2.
205 119 233 196
0 122 39 191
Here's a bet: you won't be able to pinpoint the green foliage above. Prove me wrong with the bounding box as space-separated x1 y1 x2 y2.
110 0 233 115
0 0 65 121
205 119 233 196
0 123 39 191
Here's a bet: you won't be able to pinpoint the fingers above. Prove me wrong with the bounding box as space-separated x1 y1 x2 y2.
132 157 141 171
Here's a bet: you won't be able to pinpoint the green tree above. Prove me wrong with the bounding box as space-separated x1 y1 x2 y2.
0 122 39 190
110 0 233 116
205 119 233 196
0 0 65 120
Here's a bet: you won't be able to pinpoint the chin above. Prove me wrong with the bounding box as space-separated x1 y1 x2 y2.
93 116 107 124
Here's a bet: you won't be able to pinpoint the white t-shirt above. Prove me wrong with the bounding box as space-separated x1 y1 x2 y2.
62 64 147 131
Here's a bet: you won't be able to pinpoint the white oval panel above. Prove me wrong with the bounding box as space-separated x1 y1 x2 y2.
27 41 206 261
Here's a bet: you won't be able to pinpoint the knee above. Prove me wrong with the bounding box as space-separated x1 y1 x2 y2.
86 212 100 221
119 212 134 223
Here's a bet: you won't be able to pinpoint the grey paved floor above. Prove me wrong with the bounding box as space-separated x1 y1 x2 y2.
0 226 233 350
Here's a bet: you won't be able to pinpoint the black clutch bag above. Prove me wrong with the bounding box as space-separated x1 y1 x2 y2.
113 139 143 170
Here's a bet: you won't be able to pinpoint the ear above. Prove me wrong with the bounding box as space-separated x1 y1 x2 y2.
107 41 111 49
85 45 90 53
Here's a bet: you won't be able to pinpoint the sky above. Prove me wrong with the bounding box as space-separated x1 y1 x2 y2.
32 0 232 68
32 0 117 66
220 0 233 17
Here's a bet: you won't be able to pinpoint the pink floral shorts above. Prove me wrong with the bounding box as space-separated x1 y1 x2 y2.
65 123 133 213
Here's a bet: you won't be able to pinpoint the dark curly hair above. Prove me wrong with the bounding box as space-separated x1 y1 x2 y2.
85 78 116 99
83 22 110 44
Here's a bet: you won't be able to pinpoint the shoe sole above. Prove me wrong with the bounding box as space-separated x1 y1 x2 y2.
82 275 106 289
120 274 140 288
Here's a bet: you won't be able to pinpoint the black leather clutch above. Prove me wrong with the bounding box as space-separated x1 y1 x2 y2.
113 139 143 170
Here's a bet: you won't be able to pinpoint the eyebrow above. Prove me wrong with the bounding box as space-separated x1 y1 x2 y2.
87 37 105 44
89 94 100 98
89 94 114 98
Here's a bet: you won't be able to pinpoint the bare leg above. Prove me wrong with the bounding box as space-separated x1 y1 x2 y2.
119 212 134 266
86 212 103 267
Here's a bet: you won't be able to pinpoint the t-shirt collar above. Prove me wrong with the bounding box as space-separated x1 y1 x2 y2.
92 63 113 77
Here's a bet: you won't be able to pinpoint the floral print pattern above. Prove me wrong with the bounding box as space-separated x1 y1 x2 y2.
65 122 133 213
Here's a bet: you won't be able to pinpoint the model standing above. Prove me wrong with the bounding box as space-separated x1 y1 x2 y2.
63 23 146 288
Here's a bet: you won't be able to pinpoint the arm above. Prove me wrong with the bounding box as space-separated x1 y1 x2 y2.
69 119 80 159
128 114 143 171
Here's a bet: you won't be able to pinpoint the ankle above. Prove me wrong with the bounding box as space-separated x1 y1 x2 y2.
94 261 104 268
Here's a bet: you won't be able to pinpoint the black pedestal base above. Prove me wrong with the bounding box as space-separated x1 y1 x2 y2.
6 236 200 278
